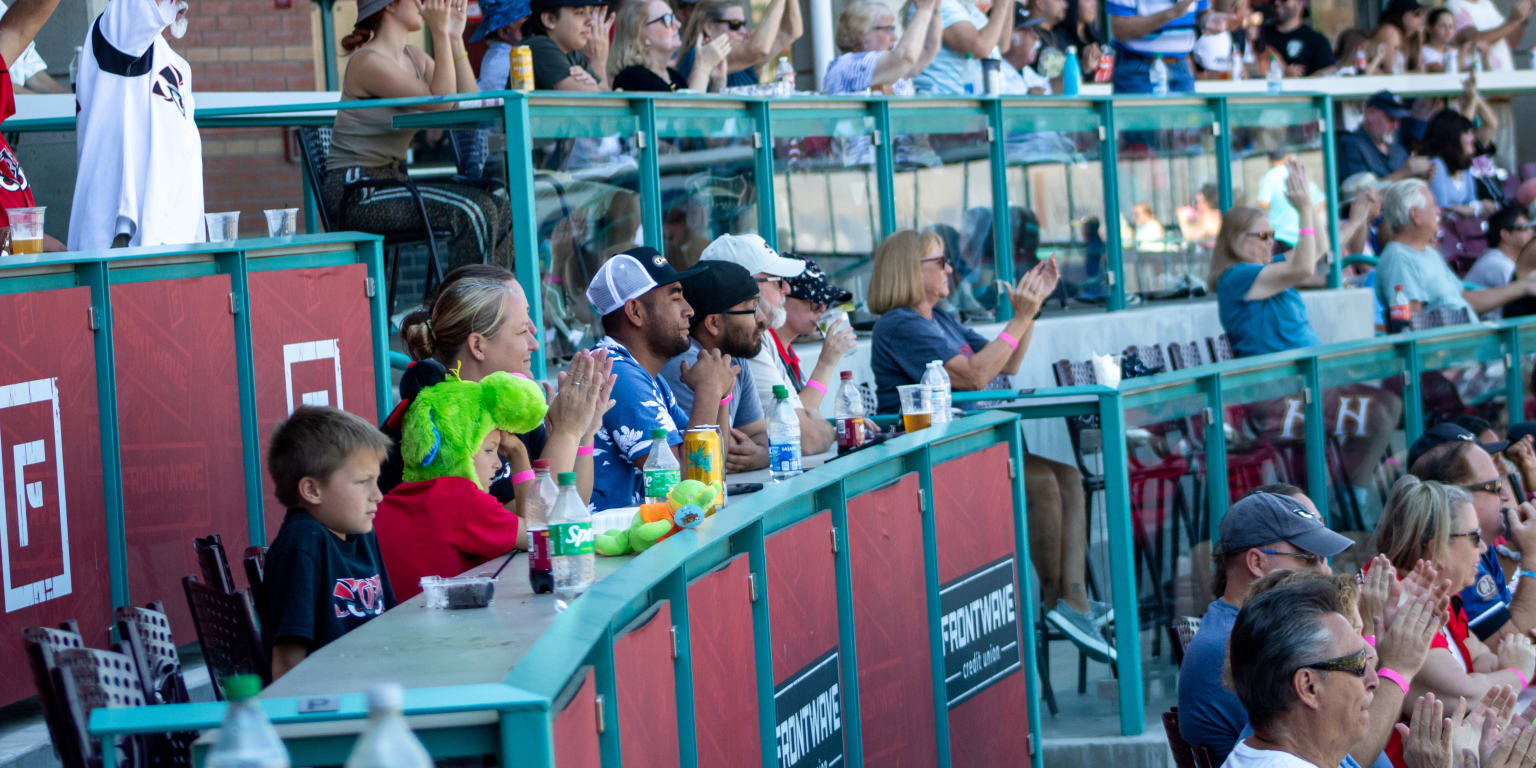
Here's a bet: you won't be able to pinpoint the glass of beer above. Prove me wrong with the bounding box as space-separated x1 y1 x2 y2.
7 206 44 254
897 384 932 433
264 207 298 238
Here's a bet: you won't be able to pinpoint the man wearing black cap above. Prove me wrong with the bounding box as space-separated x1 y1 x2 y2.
585 247 738 510
1410 421 1536 646
1177 488 1352 765
661 261 771 472
775 257 858 413
1336 90 1432 184
522 0 610 90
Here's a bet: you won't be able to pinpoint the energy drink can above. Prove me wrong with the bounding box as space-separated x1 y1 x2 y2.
684 425 725 513
512 45 535 92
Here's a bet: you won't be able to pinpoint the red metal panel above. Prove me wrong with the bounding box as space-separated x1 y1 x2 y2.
847 473 938 768
688 555 761 767
0 287 111 706
552 668 601 768
613 601 680 768
766 510 838 684
932 443 1030 768
112 276 247 639
247 265 377 540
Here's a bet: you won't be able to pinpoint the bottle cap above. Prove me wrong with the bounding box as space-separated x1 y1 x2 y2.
222 674 262 702
532 459 551 470
773 385 789 398
1395 284 1404 290
652 428 668 439
366 683 404 712
558 471 577 485
840 371 853 380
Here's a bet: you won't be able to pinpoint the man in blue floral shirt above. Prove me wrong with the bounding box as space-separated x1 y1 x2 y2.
586 247 740 510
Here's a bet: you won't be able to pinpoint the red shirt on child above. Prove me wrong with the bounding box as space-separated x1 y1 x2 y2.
373 476 521 601
0 57 37 229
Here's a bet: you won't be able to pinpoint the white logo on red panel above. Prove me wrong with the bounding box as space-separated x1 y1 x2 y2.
0 377 70 612
283 339 343 415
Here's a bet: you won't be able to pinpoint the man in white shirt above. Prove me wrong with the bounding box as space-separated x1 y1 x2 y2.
68 0 203 250
699 233 836 457
1465 206 1531 318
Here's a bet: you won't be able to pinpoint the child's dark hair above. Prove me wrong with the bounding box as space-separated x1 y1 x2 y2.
268 406 392 508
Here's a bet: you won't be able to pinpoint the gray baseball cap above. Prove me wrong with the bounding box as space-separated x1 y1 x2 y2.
1217 492 1353 557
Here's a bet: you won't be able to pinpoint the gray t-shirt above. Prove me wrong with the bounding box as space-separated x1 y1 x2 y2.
660 340 765 429
525 35 594 90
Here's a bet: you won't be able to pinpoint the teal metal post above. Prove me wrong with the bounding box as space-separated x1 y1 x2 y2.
827 480 866 766
914 447 953 767
1506 329 1525 426
1301 358 1329 525
1203 374 1229 556
500 709 553 768
1006 423 1046 768
215 250 267 546
363 238 393 417
664 570 700 767
636 98 664 252
872 101 897 240
1100 390 1144 735
317 0 338 91
1321 95 1343 288
987 97 1015 322
751 100 779 251
745 521 779 768
503 94 546 381
78 261 130 610
1403 340 1423 445
301 164 321 235
594 627 623 765
1099 101 1126 311
1215 98 1234 211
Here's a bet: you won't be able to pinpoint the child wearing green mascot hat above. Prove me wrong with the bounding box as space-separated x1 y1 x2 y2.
373 368 549 600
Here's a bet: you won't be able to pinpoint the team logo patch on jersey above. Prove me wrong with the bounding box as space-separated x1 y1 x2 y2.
332 575 386 618
1476 573 1498 599
151 65 186 118
0 147 29 193
1287 40 1303 60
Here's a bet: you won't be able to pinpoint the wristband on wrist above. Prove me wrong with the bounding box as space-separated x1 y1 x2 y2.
1377 667 1410 695
806 379 827 395
577 443 594 457
719 393 733 407
454 52 469 61
1362 635 1376 647
1299 228 1316 236
998 331 1019 351
1511 667 1530 690
509 469 536 485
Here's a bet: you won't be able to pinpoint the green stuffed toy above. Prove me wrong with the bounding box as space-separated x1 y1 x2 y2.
400 369 549 487
594 479 718 556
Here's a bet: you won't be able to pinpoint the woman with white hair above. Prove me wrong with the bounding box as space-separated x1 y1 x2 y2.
822 0 943 94
608 0 728 90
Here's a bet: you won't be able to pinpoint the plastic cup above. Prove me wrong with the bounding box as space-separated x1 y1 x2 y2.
204 211 240 241
817 308 849 337
897 384 931 432
7 206 44 254
264 207 298 237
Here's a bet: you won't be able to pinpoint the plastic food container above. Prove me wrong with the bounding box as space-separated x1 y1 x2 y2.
420 575 496 609
591 506 637 533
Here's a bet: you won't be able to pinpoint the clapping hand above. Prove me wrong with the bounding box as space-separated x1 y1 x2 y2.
421 0 453 33
1282 157 1313 214
1399 694 1460 768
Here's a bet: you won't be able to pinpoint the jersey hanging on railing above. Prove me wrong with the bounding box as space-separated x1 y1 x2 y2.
67 0 204 251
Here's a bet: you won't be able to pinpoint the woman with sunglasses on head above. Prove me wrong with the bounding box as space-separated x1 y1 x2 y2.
609 0 730 90
677 0 802 89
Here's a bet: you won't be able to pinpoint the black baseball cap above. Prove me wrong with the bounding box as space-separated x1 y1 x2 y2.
1217 492 1353 557
1407 421 1508 471
1014 5 1045 28
680 261 759 318
1510 422 1536 446
1366 90 1411 119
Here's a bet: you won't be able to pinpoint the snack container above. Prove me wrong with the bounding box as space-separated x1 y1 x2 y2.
420 575 496 609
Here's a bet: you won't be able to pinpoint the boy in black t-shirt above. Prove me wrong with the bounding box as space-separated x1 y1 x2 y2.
262 406 396 681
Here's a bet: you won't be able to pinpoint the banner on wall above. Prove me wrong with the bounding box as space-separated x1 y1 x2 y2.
0 377 69 612
939 556 1020 708
774 647 842 768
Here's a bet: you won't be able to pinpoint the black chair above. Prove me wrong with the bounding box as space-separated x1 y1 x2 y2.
114 601 191 705
1205 334 1235 364
192 534 235 594
1411 306 1474 330
182 575 270 700
243 546 268 617
24 623 87 768
51 648 160 768
295 125 448 308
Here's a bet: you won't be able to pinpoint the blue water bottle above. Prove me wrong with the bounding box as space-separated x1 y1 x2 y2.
1063 46 1082 96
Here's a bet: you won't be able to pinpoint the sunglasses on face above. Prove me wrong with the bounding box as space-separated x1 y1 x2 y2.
1463 477 1504 495
722 301 761 316
1246 230 1276 242
713 17 748 30
921 254 951 268
1451 528 1483 547
1257 548 1321 566
647 12 677 26
1298 647 1370 678
871 24 896 32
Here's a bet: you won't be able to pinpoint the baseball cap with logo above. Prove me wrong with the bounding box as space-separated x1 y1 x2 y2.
1406 420 1509 471
1217 492 1353 557
1366 90 1411 119
586 247 706 318
785 256 853 307
700 234 806 278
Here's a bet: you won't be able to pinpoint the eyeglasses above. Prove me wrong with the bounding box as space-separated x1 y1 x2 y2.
1462 477 1504 495
647 12 677 26
714 17 748 30
871 24 896 32
1451 528 1483 547
921 254 951 268
722 301 761 316
1257 548 1321 566
1298 647 1370 678
756 276 784 288
1246 230 1276 242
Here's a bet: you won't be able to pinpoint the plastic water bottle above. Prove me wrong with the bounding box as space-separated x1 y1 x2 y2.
205 675 289 768
1230 48 1244 80
833 371 866 452
549 472 594 601
1062 46 1082 96
526 460 555 594
342 685 430 768
775 56 795 96
1472 48 1485 72
1447 49 1459 74
1150 57 1169 96
922 361 952 425
1389 284 1412 334
643 427 680 503
1266 55 1282 93
768 385 803 481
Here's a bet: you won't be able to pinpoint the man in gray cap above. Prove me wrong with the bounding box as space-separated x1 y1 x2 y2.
1176 486 1353 765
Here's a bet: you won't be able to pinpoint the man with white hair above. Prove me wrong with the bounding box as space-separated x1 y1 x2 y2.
69 0 203 250
1374 178 1536 320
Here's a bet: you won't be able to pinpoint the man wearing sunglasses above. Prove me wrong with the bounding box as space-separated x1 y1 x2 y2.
1408 421 1536 648
1465 206 1535 319
1179 488 1353 765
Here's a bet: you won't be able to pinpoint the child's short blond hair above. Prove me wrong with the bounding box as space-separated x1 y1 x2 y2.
267 406 391 508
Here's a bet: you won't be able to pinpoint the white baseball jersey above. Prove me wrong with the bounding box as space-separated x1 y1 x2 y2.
68 0 203 251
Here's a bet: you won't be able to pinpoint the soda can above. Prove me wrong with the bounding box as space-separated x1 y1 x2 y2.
684 425 725 513
511 45 535 92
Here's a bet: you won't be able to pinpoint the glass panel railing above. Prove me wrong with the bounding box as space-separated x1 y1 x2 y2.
1227 98 1328 256
655 102 761 270
1114 100 1220 304
1220 370 1311 505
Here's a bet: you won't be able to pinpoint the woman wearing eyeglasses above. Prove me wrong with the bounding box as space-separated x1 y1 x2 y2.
677 0 802 89
609 0 730 91
822 0 942 95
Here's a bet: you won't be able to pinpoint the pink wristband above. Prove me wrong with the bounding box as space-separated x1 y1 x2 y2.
1510 668 1530 690
1363 635 1376 647
577 444 594 457
510 469 536 485
806 379 827 395
720 393 733 407
1377 667 1409 695
1299 228 1316 236
998 331 1019 351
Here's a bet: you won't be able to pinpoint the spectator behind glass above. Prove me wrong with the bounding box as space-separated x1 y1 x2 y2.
908 0 1015 94
1107 0 1206 93
1378 0 1426 70
1466 207 1533 305
324 0 513 271
1336 90 1433 185
1423 109 1487 219
1256 151 1327 249
1208 159 1322 358
677 0 802 89
1177 183 1221 245
1177 488 1350 764
522 0 612 90
1365 22 1406 74
609 0 728 91
1062 0 1105 67
1333 26 1370 73
1447 0 1531 71
1001 9 1052 93
1419 8 1465 71
822 0 941 95
1260 0 1336 76
262 407 396 681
